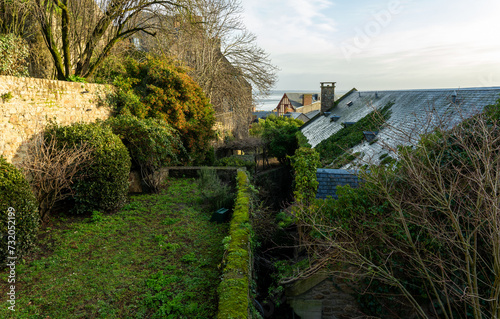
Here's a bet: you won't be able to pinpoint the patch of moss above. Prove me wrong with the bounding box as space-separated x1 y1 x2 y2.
1 91 13 103
316 102 393 166
217 170 252 319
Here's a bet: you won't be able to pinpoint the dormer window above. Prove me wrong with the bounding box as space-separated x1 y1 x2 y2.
330 115 340 122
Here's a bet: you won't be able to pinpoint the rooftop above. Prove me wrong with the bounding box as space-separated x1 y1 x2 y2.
301 86 500 167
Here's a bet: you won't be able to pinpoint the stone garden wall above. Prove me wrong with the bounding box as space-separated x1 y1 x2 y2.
0 75 112 165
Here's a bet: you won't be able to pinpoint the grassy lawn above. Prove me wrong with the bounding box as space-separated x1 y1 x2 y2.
0 178 228 318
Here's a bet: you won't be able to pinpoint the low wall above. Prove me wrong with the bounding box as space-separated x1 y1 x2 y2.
217 169 253 319
316 169 361 199
296 101 321 114
0 75 112 164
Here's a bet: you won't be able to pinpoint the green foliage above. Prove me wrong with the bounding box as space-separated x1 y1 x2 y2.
0 33 28 76
198 168 235 211
250 114 303 164
90 210 103 223
304 110 500 317
1 91 13 103
316 102 393 166
0 178 226 318
296 130 311 148
217 170 252 319
105 114 185 171
290 147 320 205
484 97 500 121
110 56 216 164
66 75 87 83
0 156 40 262
313 185 390 232
45 122 131 214
215 156 256 172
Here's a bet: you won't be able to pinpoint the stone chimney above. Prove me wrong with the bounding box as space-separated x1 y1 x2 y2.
320 82 336 114
303 94 312 106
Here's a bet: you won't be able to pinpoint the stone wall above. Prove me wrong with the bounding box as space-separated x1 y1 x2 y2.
296 101 321 114
215 111 235 134
286 272 360 319
0 75 112 165
316 169 361 199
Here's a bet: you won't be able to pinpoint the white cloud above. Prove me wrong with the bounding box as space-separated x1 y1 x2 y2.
242 0 338 54
241 0 500 90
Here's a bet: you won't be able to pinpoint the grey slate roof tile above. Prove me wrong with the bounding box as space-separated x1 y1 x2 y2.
302 87 500 167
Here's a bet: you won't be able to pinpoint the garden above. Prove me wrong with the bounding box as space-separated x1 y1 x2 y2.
0 178 228 318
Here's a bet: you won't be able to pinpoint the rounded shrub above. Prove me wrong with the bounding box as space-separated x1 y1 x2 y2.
45 122 131 214
105 115 185 171
0 156 40 262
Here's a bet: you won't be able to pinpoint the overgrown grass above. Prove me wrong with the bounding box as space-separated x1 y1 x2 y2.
0 179 227 318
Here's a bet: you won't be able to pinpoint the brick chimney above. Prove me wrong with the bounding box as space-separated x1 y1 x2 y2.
320 82 336 114
303 94 312 106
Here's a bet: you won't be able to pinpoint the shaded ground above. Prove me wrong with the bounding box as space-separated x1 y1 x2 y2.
0 178 227 318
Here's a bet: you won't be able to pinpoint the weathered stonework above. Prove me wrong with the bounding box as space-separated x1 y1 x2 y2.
286 272 360 319
0 75 112 165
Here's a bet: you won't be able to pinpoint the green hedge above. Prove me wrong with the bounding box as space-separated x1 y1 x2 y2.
0 157 40 262
45 122 131 214
215 156 255 173
217 170 252 319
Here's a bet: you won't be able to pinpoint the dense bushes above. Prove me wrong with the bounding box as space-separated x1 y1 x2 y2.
45 122 131 214
250 114 303 164
290 147 320 205
215 156 255 173
297 109 500 318
0 156 39 261
109 56 216 164
106 115 185 192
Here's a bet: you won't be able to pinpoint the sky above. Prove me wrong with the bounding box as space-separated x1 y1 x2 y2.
240 0 500 92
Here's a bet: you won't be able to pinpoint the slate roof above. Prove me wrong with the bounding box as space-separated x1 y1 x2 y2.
316 169 360 199
305 110 320 118
301 87 500 167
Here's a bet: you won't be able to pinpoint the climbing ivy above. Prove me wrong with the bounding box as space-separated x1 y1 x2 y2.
290 147 321 206
0 33 29 76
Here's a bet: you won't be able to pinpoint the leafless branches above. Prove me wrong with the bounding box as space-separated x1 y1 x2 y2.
297 112 500 318
19 133 94 221
148 0 278 137
33 0 179 80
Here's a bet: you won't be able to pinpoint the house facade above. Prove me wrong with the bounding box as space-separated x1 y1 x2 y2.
275 92 320 116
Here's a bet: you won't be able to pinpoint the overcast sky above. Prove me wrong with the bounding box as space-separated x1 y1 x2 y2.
241 0 500 92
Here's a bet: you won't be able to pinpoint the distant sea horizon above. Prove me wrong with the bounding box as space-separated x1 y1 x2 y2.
255 90 349 111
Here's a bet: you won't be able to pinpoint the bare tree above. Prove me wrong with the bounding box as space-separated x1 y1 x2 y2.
145 0 278 137
0 0 35 36
33 0 179 80
19 133 94 221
